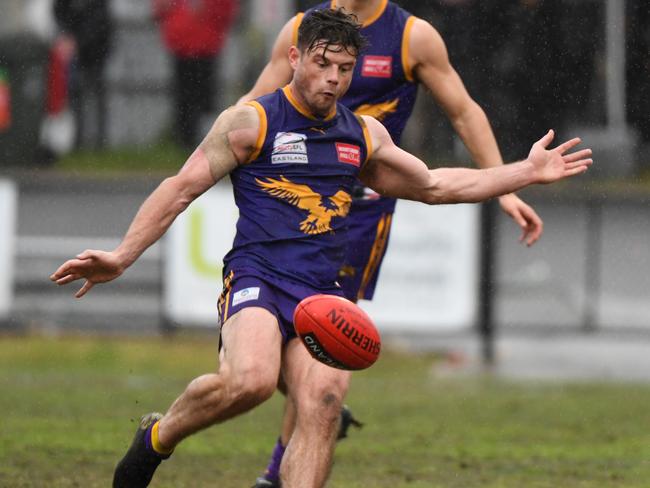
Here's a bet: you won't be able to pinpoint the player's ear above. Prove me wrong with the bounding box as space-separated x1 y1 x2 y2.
288 45 301 70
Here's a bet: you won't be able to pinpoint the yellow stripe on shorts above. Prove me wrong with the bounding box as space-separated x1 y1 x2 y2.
357 213 392 300
218 270 235 323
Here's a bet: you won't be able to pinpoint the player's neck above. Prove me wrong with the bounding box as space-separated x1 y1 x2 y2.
332 0 385 24
285 83 336 120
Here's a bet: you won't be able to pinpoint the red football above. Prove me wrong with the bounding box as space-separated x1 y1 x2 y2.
293 294 381 371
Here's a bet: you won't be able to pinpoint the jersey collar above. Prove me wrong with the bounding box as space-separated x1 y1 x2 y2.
282 85 337 121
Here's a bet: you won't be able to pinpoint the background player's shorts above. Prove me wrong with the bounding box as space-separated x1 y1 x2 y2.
338 201 395 302
217 266 344 342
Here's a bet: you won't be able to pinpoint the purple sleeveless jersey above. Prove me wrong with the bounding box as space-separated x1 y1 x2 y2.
222 86 372 290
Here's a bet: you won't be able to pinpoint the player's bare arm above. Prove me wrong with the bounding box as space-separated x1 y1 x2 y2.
237 15 299 103
359 115 592 204
49 105 261 298
409 18 543 245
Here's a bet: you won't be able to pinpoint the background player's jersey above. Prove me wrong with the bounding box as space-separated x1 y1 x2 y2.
302 0 418 211
223 87 372 289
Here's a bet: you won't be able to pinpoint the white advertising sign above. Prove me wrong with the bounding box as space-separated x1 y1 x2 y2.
164 181 238 326
0 179 17 320
165 182 479 332
360 201 479 332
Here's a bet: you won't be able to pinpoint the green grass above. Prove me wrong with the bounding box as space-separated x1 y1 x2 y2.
1 334 650 487
55 140 189 174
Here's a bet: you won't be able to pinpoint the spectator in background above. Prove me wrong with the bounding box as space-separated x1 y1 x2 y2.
153 0 238 150
53 0 113 149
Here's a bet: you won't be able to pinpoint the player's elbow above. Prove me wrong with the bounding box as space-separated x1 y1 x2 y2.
421 173 456 205
424 186 481 205
421 189 459 206
423 169 483 205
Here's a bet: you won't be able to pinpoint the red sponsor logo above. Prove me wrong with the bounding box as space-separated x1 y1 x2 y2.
361 55 392 78
336 143 361 166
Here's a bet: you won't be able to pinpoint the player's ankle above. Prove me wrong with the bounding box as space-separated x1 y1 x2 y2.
148 420 174 457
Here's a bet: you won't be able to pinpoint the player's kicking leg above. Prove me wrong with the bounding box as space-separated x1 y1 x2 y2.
113 307 282 487
253 403 362 487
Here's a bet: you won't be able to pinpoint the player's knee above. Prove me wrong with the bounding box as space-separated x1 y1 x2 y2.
228 365 277 409
296 392 343 436
296 376 348 419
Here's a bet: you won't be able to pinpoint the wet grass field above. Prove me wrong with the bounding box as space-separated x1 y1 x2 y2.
2 334 650 487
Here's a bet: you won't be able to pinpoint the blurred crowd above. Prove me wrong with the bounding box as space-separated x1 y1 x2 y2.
152 0 237 149
0 0 648 167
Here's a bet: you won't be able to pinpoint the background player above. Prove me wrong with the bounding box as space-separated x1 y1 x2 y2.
239 1 543 485
51 9 591 487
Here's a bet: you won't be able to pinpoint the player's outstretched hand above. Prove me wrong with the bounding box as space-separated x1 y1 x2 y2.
528 130 593 184
49 249 125 298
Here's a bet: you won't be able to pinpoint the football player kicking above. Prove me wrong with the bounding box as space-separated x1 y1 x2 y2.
239 1 545 485
51 9 591 488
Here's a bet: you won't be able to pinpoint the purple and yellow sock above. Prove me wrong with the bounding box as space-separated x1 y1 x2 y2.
145 420 174 459
263 438 286 482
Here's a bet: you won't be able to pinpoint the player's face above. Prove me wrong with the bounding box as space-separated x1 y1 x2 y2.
290 42 357 117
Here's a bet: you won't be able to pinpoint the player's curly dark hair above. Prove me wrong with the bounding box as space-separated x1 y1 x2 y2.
297 8 367 57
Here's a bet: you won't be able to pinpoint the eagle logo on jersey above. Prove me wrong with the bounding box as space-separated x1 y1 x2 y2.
255 176 352 235
354 98 399 121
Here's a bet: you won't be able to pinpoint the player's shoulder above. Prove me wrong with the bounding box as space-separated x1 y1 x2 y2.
218 103 262 129
358 114 386 130
207 104 263 149
358 114 392 147
202 104 265 165
408 16 443 44
406 16 447 64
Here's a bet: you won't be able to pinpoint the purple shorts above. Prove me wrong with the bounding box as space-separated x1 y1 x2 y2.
217 267 344 342
338 201 395 302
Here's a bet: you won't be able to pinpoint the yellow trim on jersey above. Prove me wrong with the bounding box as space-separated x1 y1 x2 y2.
356 115 373 164
357 213 392 300
292 13 305 47
244 101 267 163
282 85 337 121
219 270 235 324
332 0 387 27
401 16 416 82
363 0 388 27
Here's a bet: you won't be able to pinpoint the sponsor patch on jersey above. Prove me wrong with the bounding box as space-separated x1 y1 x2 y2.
336 143 361 167
232 286 260 306
272 132 308 164
361 56 392 78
